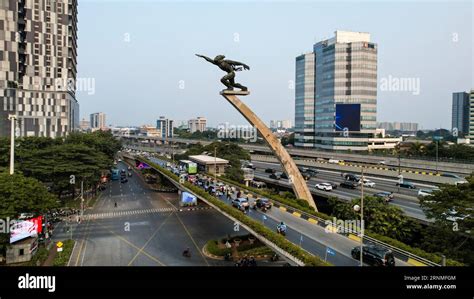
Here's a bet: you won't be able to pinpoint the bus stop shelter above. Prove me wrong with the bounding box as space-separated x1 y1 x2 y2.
188 155 229 176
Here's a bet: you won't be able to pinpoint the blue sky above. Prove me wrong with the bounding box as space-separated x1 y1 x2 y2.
76 0 473 129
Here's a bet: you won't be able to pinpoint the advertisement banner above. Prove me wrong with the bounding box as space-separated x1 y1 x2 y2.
180 192 197 207
10 216 43 244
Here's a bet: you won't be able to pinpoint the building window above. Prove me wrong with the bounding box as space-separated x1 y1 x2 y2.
19 249 24 256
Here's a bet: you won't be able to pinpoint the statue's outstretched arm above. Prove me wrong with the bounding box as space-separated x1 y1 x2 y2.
226 60 250 70
195 54 215 64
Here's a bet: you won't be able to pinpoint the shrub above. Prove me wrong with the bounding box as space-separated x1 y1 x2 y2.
26 246 49 266
205 240 231 256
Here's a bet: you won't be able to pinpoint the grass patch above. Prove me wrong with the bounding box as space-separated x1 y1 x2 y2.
52 239 75 266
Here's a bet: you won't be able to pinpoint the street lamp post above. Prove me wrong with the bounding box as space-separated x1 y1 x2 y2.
435 139 439 174
354 168 364 267
214 146 217 181
396 144 401 175
8 114 17 175
80 180 84 221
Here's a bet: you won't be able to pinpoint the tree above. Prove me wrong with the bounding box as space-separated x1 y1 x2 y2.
18 143 111 199
0 171 58 256
0 172 58 219
280 133 295 146
419 175 474 237
328 196 417 241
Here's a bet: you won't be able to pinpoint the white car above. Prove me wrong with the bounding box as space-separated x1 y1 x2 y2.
328 159 340 164
417 188 439 197
315 183 333 191
362 179 375 188
444 209 470 222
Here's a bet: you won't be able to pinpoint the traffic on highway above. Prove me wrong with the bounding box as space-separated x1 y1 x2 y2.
144 154 426 267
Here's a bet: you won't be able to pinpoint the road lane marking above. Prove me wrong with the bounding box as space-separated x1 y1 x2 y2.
407 258 427 266
74 218 91 266
127 212 174 266
97 223 166 266
348 234 361 242
173 212 210 266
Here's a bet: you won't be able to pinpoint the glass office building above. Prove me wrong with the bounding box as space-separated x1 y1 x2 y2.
452 92 470 136
294 53 315 147
295 31 380 151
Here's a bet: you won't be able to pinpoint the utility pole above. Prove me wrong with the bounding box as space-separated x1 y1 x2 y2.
8 114 17 175
80 180 84 220
214 146 217 181
360 168 364 267
435 139 439 174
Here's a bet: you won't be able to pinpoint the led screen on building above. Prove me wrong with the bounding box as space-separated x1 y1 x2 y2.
10 216 43 244
335 104 361 132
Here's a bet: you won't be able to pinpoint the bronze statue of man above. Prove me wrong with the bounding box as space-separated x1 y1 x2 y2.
196 54 250 91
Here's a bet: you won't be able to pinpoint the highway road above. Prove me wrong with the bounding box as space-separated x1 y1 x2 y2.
251 160 429 221
61 162 255 266
146 156 412 267
119 135 474 175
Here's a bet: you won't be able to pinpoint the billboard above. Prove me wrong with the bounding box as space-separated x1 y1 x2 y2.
180 192 197 207
10 216 43 244
335 104 361 132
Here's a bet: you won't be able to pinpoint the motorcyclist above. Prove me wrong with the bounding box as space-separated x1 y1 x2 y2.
277 221 287 234
183 247 191 257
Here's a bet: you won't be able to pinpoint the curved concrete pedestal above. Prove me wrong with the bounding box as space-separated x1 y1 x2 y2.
220 90 317 211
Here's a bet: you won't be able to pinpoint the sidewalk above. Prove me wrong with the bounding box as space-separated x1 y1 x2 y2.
42 246 57 266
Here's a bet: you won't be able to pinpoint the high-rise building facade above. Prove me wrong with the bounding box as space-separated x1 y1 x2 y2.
469 90 474 144
0 0 79 137
294 52 315 147
156 116 173 138
295 31 384 151
79 118 90 131
188 117 207 133
452 92 470 136
90 112 106 130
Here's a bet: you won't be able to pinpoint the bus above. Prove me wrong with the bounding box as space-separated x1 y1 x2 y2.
111 168 120 181
179 160 198 174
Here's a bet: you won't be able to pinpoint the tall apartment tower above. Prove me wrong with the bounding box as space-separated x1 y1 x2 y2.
188 116 207 133
156 116 173 138
452 92 470 136
0 0 79 137
90 112 106 130
295 31 378 151
469 90 474 144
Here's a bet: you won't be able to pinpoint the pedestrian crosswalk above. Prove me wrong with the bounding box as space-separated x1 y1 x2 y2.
83 207 175 220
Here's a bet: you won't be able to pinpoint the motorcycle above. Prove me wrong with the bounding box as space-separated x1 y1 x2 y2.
182 249 191 258
270 253 280 262
276 225 287 236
